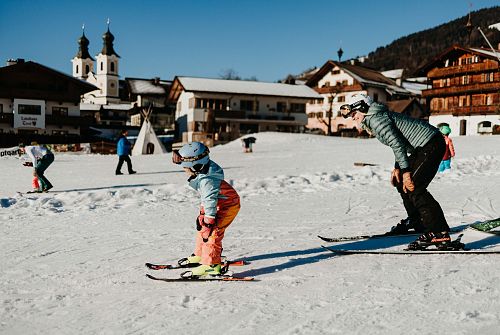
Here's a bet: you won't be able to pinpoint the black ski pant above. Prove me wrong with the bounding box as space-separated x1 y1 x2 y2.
116 155 134 174
395 134 449 233
35 153 54 190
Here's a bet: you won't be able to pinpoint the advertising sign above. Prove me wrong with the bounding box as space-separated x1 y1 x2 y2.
13 98 45 129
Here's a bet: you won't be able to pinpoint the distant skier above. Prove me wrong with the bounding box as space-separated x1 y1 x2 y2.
241 136 256 153
438 125 455 173
20 142 54 192
340 94 451 250
115 130 136 175
172 142 240 277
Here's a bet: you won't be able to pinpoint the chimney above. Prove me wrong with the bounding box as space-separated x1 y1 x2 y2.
153 77 160 85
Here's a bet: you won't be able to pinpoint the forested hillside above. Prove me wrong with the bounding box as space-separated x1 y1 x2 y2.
362 6 500 76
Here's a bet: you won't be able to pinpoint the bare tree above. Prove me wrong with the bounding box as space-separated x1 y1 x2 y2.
219 68 241 80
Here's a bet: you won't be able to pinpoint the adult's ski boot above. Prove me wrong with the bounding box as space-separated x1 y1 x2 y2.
406 231 455 250
386 217 424 235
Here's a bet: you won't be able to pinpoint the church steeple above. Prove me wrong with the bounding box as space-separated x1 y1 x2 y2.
72 24 94 80
100 19 120 57
75 25 94 60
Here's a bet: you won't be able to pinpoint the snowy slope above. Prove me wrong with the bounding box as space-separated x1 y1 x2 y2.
1 133 500 335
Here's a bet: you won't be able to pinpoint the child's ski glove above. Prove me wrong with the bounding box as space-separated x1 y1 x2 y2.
200 216 216 242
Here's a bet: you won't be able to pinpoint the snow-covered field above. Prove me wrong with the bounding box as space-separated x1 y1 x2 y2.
1 132 500 335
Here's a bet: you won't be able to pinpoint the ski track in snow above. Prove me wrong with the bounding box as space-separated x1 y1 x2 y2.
1 133 500 335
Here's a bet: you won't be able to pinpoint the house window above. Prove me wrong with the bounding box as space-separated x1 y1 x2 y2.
316 112 324 118
277 102 287 113
307 113 315 118
373 93 379 102
110 62 115 72
100 62 103 71
462 75 470 85
337 96 345 103
323 81 330 87
76 65 79 74
331 70 340 75
52 107 68 117
341 80 348 85
290 103 306 113
240 100 258 111
18 104 42 115
485 72 494 82
85 65 90 74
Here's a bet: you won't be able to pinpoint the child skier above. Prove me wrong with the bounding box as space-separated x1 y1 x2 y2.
20 143 55 192
438 125 455 173
173 142 240 277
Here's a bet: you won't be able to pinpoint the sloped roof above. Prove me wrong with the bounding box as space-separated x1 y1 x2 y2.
173 76 322 99
0 60 97 101
386 99 414 113
416 45 500 75
126 77 172 95
306 60 409 95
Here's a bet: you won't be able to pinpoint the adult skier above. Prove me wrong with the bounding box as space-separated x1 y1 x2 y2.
115 130 136 175
340 94 451 249
172 142 240 277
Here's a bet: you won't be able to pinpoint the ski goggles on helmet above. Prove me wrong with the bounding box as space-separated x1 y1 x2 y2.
340 104 355 118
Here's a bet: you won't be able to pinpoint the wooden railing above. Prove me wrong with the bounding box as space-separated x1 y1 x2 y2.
428 62 499 78
430 105 500 116
315 84 363 94
422 81 500 96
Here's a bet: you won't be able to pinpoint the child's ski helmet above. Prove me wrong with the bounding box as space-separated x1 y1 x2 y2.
178 142 210 168
440 125 451 135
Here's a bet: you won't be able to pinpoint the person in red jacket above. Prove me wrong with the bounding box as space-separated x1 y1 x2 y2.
438 125 455 173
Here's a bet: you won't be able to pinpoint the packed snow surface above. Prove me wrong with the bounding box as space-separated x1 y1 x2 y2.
1 133 500 334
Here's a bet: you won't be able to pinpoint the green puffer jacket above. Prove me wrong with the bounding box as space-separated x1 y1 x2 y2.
361 103 439 171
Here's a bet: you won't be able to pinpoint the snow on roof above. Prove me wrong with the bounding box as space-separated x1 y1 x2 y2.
127 78 171 95
177 77 322 99
381 69 404 80
470 48 500 61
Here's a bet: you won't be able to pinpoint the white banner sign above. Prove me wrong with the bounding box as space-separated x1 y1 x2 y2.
13 98 45 129
0 146 21 158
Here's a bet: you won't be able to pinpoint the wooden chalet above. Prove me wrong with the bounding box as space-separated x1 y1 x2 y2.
418 45 500 135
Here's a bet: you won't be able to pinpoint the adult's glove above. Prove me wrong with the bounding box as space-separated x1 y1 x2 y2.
402 172 415 193
390 168 401 187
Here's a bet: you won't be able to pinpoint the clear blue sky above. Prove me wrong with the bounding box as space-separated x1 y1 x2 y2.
1 0 498 82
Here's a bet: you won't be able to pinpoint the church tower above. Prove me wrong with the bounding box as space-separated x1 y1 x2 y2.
71 25 94 80
95 20 121 104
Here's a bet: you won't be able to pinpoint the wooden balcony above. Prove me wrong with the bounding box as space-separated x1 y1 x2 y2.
422 81 500 97
0 113 13 124
428 62 499 78
430 105 500 116
46 115 93 126
315 84 363 94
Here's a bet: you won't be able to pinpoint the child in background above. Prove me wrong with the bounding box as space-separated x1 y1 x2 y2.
172 142 240 277
438 125 455 173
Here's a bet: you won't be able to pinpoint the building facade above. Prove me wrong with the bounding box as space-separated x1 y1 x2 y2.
420 45 500 135
0 59 97 145
305 61 412 135
168 76 322 145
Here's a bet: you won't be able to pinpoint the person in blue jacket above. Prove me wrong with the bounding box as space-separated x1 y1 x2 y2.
115 130 136 175
340 94 451 250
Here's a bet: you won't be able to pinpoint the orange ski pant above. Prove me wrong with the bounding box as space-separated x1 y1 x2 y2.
194 203 240 265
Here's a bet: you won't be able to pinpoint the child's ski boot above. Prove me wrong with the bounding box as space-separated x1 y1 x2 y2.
180 264 224 279
406 231 453 250
386 217 425 235
177 254 201 268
